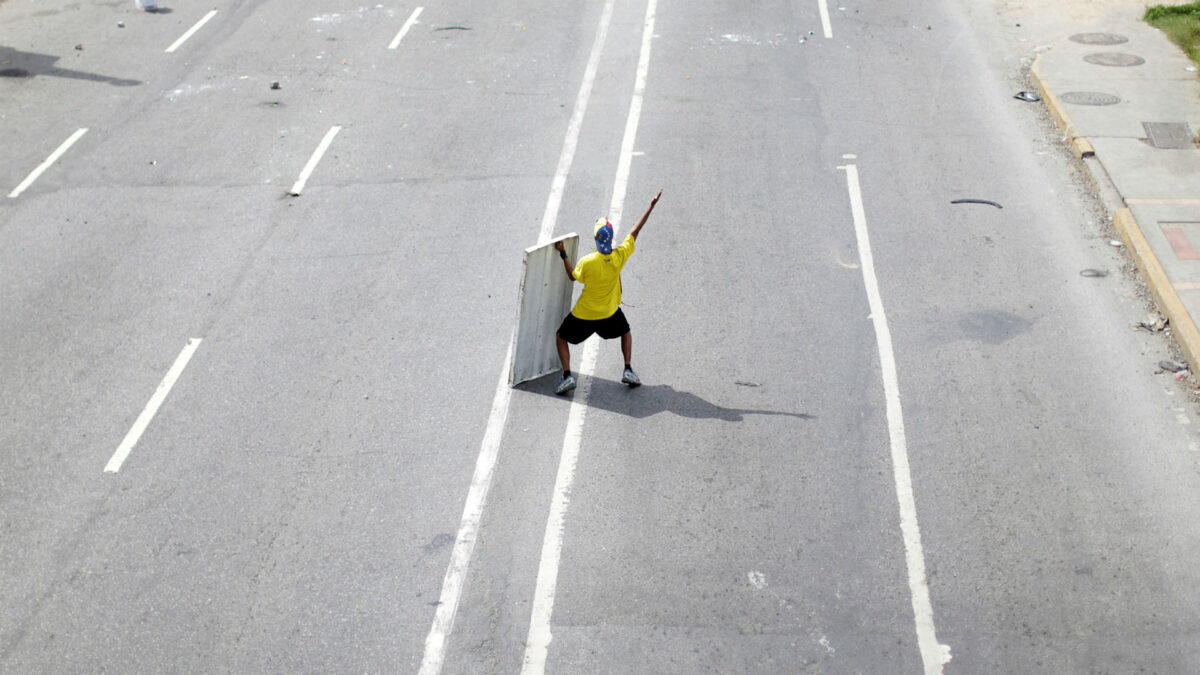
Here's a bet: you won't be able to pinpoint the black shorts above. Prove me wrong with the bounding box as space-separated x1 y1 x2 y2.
557 308 631 345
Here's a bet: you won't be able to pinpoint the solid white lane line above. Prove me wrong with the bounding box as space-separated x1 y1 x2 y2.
417 2 618 671
104 339 202 474
843 164 951 674
418 340 513 675
607 0 657 229
389 7 424 50
7 128 88 199
537 0 616 243
165 9 218 53
522 340 597 675
522 0 658 672
818 0 833 39
289 126 341 196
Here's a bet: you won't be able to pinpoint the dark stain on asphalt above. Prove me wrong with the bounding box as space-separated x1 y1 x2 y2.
423 533 455 554
958 310 1032 344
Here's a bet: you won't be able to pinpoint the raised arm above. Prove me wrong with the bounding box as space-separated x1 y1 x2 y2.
628 189 663 241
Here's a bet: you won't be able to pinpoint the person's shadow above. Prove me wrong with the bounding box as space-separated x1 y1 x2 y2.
519 376 814 422
0 45 141 86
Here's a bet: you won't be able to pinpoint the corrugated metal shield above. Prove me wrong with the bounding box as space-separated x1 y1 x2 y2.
509 233 579 386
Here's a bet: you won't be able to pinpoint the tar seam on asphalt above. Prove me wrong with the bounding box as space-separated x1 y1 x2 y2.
951 198 1003 209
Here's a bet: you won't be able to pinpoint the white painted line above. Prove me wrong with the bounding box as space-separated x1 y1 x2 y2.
537 0 616 243
417 2 618 671
818 0 833 39
418 340 513 675
389 7 424 50
522 339 597 675
104 338 202 473
606 0 657 229
289 125 342 196
522 0 658 672
165 9 218 53
8 128 88 199
842 164 951 674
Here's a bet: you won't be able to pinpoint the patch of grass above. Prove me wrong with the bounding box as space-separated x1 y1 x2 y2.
1145 2 1200 65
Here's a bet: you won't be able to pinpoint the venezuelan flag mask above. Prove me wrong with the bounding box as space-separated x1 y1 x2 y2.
593 218 614 254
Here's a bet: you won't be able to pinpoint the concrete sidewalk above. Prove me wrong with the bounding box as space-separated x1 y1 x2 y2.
1030 10 1200 374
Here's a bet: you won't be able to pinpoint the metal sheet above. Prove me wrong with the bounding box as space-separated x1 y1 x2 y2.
509 233 579 386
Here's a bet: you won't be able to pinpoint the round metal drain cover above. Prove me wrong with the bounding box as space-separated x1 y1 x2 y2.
1070 33 1128 46
1059 91 1121 106
1083 52 1146 67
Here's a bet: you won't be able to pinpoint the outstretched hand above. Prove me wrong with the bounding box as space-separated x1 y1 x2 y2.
629 188 663 241
554 241 565 252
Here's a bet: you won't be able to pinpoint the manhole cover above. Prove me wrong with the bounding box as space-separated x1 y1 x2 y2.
1083 52 1146 67
0 68 31 78
1070 33 1129 45
1060 91 1121 106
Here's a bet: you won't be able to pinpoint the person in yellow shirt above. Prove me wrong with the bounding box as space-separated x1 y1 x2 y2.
552 189 662 395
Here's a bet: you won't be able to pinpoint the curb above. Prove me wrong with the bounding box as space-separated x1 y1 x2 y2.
1030 59 1077 141
1114 208 1200 377
1032 53 1200 378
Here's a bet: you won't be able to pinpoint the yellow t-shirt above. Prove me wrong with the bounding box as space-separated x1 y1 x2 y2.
571 234 635 320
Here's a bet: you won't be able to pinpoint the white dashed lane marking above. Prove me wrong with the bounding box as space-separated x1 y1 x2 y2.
389 7 424 50
165 9 218 53
104 338 202 474
7 128 88 199
288 126 342 196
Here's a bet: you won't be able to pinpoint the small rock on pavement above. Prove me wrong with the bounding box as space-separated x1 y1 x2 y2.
1135 315 1169 332
1159 360 1188 373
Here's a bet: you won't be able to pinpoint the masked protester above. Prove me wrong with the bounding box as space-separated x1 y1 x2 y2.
552 189 662 395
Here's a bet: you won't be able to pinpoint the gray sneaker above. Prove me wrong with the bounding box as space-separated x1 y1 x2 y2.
555 374 577 395
621 367 641 387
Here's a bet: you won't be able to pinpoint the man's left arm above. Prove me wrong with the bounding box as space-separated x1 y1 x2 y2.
628 189 662 241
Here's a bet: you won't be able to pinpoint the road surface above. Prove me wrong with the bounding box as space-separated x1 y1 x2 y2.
3 0 1199 672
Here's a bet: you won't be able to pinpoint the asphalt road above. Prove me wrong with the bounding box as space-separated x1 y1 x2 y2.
3 0 1200 673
